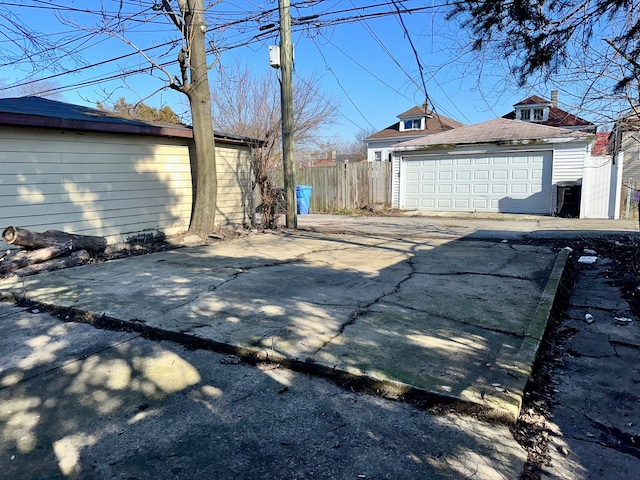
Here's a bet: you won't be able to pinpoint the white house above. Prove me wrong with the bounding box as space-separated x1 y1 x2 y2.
0 96 259 246
364 103 463 163
503 92 597 133
391 118 622 218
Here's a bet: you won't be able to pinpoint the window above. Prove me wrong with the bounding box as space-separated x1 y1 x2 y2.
374 150 382 161
520 109 531 121
403 119 421 130
533 108 544 121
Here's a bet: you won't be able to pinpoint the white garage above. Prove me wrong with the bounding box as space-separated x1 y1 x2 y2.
392 118 595 216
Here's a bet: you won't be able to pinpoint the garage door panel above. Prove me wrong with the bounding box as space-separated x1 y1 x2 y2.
473 199 489 209
402 151 552 214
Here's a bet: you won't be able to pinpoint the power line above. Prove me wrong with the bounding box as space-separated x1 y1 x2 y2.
1 0 459 128
309 35 376 131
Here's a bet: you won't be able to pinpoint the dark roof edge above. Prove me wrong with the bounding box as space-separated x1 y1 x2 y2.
0 111 263 146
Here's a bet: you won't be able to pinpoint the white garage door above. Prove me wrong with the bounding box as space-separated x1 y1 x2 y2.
401 151 552 214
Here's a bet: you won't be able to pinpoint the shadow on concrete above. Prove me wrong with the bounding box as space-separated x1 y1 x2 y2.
0 302 526 479
0 229 564 424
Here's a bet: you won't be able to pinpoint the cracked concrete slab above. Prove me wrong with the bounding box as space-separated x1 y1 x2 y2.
541 254 640 479
1 230 563 422
0 302 136 387
0 303 527 480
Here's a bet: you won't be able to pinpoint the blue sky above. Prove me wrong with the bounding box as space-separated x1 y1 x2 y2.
0 1 558 142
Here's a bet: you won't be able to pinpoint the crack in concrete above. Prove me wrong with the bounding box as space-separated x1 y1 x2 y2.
0 335 141 391
308 254 419 357
374 300 526 338
424 271 532 281
562 405 640 460
611 339 640 350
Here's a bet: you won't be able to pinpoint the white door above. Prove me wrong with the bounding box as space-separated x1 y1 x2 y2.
401 151 552 214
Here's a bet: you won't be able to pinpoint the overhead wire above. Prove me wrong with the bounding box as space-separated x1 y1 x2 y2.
1 0 465 129
309 34 376 131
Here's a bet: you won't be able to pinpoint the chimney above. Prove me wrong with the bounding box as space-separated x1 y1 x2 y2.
551 90 558 108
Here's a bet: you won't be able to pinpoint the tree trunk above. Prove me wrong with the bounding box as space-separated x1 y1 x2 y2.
0 240 75 275
186 0 217 238
2 226 107 252
10 250 91 278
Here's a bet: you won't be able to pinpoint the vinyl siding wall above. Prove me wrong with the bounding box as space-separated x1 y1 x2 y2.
551 143 589 184
213 143 252 226
620 131 640 183
550 142 590 214
0 126 252 245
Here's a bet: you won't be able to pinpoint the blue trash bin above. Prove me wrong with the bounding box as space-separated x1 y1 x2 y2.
295 185 312 215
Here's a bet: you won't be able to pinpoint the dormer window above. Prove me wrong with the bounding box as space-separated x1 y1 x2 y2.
516 106 549 122
403 119 422 130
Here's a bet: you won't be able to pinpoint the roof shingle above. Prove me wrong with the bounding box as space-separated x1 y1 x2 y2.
365 112 464 141
394 118 594 149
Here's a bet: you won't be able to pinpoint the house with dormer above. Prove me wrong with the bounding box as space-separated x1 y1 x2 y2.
364 103 463 163
388 95 622 218
502 91 597 133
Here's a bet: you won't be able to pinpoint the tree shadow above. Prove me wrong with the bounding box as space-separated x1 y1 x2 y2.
0 301 527 479
0 229 563 477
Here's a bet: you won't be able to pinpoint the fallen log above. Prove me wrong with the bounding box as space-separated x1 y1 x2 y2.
0 241 74 275
2 226 107 252
10 250 91 278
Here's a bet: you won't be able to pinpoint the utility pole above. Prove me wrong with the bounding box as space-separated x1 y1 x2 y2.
278 0 297 228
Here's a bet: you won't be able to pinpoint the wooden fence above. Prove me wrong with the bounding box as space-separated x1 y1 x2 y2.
267 161 392 212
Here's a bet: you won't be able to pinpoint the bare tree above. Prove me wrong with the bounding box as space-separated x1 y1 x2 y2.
0 78 64 100
49 0 220 237
447 0 640 124
0 3 82 74
156 0 218 237
212 60 339 228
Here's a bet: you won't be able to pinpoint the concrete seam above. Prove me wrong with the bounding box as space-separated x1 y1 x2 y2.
373 300 525 338
0 335 141 391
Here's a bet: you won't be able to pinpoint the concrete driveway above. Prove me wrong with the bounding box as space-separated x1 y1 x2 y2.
1 213 638 479
1 227 568 423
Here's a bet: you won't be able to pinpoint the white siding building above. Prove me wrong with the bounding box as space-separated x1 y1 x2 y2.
0 97 258 246
391 118 622 218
